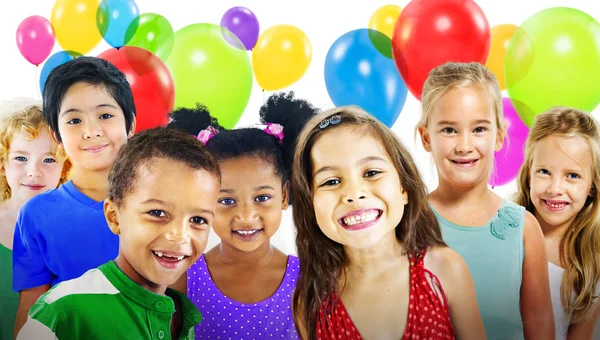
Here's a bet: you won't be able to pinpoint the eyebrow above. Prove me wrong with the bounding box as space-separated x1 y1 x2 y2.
435 119 492 126
141 198 215 217
313 156 388 177
60 104 119 116
219 185 276 194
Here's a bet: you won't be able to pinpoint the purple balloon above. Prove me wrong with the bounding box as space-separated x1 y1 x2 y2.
220 7 259 50
490 98 530 187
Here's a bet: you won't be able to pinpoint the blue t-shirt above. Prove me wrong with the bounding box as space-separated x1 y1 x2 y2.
12 180 118 291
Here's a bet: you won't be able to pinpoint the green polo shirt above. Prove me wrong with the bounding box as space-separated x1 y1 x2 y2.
17 261 202 340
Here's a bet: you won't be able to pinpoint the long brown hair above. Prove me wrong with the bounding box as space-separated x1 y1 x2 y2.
291 106 445 339
514 107 600 322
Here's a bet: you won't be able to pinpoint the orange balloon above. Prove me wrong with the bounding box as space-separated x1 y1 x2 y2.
486 24 518 90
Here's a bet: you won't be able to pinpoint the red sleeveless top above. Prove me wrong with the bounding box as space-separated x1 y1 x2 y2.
315 249 455 339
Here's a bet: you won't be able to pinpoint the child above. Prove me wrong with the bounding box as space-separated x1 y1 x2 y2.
0 98 70 340
417 61 554 339
168 92 318 339
514 107 600 339
12 56 136 335
292 106 485 340
16 127 221 339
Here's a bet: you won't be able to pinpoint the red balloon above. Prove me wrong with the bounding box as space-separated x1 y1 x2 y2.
392 0 490 100
98 46 175 132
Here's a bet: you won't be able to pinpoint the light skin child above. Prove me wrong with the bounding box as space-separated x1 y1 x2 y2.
173 155 290 303
105 157 220 339
298 124 485 340
418 86 555 339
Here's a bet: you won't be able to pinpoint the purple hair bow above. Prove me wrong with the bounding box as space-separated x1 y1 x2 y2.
196 126 219 145
257 122 284 143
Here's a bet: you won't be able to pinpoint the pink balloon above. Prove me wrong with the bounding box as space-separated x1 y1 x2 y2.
490 98 530 187
16 15 55 66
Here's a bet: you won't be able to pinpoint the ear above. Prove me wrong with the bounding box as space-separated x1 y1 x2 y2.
104 199 121 235
0 163 5 176
401 186 408 206
417 125 432 152
495 127 506 152
281 181 290 210
128 115 137 139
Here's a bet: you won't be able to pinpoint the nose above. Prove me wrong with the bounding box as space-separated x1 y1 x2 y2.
341 179 367 203
27 162 43 178
82 119 104 139
164 221 191 244
234 202 259 223
455 132 473 153
547 177 565 195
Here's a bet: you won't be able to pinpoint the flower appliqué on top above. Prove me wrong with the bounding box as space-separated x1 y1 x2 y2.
490 203 522 240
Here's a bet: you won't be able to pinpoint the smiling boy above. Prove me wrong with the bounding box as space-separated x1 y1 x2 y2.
17 128 221 339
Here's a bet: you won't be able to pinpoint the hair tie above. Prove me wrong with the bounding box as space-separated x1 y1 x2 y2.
256 122 284 143
196 126 219 145
319 114 341 129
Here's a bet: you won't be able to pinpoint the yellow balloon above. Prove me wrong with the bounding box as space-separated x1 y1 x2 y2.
369 5 402 38
51 0 102 55
252 24 312 91
486 24 518 90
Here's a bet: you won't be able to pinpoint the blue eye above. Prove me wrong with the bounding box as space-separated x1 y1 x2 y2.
537 169 550 175
219 198 235 206
255 195 271 202
15 156 27 162
567 173 580 179
43 158 56 163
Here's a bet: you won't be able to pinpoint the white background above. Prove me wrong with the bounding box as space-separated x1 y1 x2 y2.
1 0 599 255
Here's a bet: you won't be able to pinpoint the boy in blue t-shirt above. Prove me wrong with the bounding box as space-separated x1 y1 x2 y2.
12 56 137 335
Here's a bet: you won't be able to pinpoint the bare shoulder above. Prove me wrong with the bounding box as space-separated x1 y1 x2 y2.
424 245 470 282
522 210 543 243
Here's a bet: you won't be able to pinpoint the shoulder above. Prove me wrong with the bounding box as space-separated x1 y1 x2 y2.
522 210 543 243
424 246 471 288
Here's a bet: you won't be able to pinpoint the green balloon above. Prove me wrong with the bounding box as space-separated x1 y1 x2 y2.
505 7 600 127
160 23 252 129
504 7 600 127
125 13 174 61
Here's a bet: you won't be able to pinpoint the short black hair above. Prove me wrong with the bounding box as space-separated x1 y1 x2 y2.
108 127 221 207
42 56 136 142
167 92 318 187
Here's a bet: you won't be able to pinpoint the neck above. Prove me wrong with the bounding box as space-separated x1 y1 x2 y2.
433 177 492 208
2 196 28 214
344 231 403 278
216 240 275 268
114 255 167 295
71 167 110 202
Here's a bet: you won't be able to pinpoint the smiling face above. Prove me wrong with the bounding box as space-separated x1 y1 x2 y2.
104 157 220 293
420 86 504 188
310 126 408 250
2 129 64 202
213 156 289 252
57 82 134 173
529 134 594 231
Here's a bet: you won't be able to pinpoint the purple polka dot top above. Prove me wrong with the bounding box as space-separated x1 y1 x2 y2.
187 254 300 339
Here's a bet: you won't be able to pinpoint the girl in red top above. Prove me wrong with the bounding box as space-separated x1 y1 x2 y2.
291 106 486 340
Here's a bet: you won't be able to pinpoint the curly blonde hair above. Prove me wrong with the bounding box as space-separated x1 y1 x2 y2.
0 98 71 201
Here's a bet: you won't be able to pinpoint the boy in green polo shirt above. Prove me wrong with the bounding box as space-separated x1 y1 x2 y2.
16 128 221 340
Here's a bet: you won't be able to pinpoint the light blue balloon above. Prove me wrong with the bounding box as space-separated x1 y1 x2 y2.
324 29 407 127
97 0 140 48
39 51 83 95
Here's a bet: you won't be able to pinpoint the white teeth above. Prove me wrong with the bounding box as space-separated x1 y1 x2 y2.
176 256 184 261
547 202 566 208
235 230 259 235
155 251 163 257
343 211 379 226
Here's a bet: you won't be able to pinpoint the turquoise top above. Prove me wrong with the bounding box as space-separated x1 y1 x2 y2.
432 200 525 340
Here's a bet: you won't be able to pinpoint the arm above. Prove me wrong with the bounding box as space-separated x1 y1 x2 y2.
428 246 487 340
520 212 555 339
566 301 600 340
14 285 50 339
291 291 309 340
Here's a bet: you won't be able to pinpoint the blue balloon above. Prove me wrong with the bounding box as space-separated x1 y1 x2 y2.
324 29 407 127
97 0 140 48
39 51 83 95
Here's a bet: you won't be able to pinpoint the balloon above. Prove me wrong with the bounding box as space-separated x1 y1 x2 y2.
220 6 259 50
51 0 103 55
98 46 174 132
485 24 518 90
160 23 252 129
252 24 312 91
369 5 402 38
96 0 139 48
39 51 83 94
325 29 408 127
16 16 55 66
490 98 529 187
392 0 490 100
505 7 600 127
125 13 174 60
